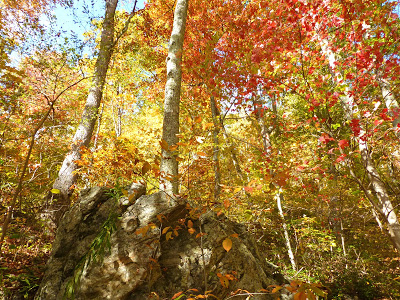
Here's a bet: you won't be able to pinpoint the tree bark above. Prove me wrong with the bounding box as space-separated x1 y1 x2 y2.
381 78 400 130
253 95 297 270
319 35 400 253
210 96 221 202
51 0 118 221
159 0 188 200
276 190 297 270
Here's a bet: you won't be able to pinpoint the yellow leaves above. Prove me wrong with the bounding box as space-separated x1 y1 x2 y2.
163 226 180 240
162 227 170 234
155 67 164 75
222 238 232 252
166 231 173 241
127 193 136 203
135 223 157 236
50 188 60 194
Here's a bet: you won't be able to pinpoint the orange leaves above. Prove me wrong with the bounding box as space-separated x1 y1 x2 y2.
166 231 173 241
187 219 196 234
223 199 231 209
172 291 184 300
222 238 232 252
135 223 157 237
159 139 170 151
243 186 254 193
270 280 327 300
160 139 179 152
142 161 151 175
162 225 180 241
217 271 237 288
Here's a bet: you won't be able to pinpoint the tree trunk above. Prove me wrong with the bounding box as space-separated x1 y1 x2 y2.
318 35 400 253
253 96 297 270
159 0 188 200
381 78 400 130
93 102 105 151
210 96 221 201
51 0 118 221
276 190 297 270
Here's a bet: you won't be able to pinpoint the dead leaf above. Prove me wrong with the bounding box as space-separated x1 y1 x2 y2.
187 220 193 228
160 139 170 151
171 291 183 300
223 238 232 252
142 161 151 175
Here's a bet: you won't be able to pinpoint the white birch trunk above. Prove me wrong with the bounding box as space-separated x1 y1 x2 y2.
276 189 297 270
51 0 118 218
160 0 188 200
318 34 400 252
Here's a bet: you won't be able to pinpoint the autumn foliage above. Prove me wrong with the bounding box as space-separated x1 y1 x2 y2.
1 0 400 298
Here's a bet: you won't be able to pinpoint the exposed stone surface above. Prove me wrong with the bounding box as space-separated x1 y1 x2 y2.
36 183 290 300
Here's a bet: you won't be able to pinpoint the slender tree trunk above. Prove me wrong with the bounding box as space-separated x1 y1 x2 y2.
0 102 55 255
253 97 272 154
381 79 400 128
0 75 87 255
319 36 400 253
93 102 105 151
210 96 221 201
159 0 188 200
51 0 118 221
253 96 297 270
276 189 297 270
112 102 123 137
358 132 400 251
220 124 247 184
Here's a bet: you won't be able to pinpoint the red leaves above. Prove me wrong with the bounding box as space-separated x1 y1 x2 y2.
318 133 334 144
349 119 361 136
335 154 347 163
338 139 349 149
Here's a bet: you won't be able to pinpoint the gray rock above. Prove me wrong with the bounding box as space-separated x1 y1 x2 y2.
36 184 289 300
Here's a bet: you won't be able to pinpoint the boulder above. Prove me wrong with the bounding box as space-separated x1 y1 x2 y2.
35 184 289 300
